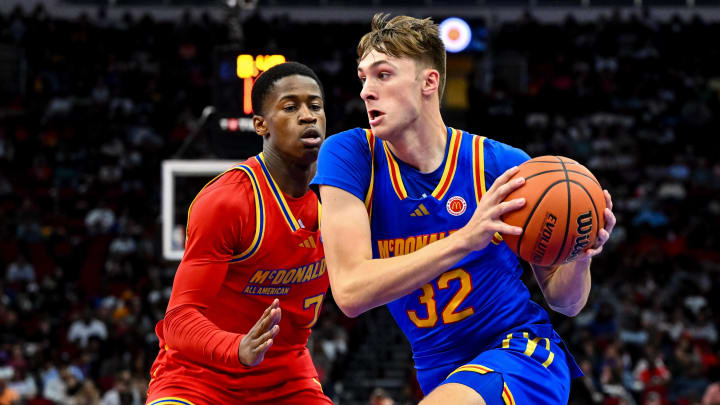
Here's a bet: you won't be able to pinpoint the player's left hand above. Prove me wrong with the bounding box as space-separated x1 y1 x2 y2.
238 299 282 367
577 189 616 262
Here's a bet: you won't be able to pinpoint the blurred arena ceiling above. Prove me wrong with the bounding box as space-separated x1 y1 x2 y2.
59 0 720 5
48 0 720 6
5 0 720 22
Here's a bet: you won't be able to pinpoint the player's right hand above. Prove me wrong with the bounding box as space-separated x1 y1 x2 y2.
459 165 526 251
238 298 281 367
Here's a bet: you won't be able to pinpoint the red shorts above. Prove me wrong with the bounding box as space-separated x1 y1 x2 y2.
146 376 332 405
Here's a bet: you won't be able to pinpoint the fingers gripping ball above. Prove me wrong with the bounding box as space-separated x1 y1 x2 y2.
501 156 606 266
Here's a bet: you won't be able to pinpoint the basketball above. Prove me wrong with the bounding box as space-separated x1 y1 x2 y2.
501 156 606 267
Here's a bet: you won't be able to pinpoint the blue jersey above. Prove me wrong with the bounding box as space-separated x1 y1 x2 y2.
312 127 581 394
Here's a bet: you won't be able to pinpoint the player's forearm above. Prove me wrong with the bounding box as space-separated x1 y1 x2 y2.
330 232 472 318
163 304 243 365
532 258 592 317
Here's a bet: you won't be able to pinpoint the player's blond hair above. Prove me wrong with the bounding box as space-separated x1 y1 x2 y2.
357 13 447 99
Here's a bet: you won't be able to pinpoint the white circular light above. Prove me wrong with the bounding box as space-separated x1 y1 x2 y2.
439 17 471 53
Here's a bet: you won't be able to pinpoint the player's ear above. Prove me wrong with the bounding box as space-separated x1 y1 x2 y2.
253 115 269 137
421 68 440 97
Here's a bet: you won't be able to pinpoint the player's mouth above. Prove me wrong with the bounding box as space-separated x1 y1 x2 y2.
299 127 323 147
368 109 385 127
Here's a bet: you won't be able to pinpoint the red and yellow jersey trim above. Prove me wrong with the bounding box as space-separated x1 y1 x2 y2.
446 363 494 377
229 164 265 262
430 128 462 200
502 382 517 405
257 153 301 232
364 129 376 217
382 141 408 200
381 128 462 201
446 363 515 405
148 397 197 405
472 135 487 203
184 163 265 264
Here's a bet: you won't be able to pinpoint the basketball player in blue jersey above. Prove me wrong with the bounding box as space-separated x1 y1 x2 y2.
312 14 616 405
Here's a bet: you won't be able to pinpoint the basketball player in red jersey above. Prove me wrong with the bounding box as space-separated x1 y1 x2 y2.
146 62 332 405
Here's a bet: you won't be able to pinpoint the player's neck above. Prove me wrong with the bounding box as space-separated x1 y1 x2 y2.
262 149 314 198
387 111 447 173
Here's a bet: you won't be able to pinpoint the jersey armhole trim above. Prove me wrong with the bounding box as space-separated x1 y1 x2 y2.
431 128 462 200
229 164 265 262
148 397 197 405
473 135 487 202
258 152 301 232
364 129 376 219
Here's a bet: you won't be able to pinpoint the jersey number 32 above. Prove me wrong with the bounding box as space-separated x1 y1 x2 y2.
407 269 474 328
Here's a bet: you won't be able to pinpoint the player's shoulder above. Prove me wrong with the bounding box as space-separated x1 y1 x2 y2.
191 165 256 215
323 127 371 148
457 129 530 173
318 128 374 165
459 129 521 153
204 163 256 192
484 137 529 160
336 127 370 138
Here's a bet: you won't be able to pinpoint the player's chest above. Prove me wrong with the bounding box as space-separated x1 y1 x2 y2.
228 228 326 299
372 186 477 232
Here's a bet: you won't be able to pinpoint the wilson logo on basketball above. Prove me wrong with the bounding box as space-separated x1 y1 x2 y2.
446 196 467 216
565 211 593 263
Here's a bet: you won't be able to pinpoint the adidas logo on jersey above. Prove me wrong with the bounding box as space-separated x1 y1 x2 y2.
410 203 430 217
298 236 317 248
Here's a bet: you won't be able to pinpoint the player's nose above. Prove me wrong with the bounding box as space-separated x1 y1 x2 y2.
360 80 377 101
298 104 317 124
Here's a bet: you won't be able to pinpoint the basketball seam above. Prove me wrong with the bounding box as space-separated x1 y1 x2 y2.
524 169 600 186
515 179 567 257
550 157 571 267
523 161 580 165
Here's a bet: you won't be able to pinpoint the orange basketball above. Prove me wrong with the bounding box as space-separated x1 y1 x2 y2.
501 156 606 267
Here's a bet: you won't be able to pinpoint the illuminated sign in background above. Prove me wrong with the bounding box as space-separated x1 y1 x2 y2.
235 54 286 115
208 50 287 157
219 117 255 132
439 18 471 53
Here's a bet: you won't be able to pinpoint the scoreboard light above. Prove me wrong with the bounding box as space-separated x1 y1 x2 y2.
439 18 471 53
236 54 286 114
219 117 255 132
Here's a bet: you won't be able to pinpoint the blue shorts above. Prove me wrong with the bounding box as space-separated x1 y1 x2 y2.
439 331 576 405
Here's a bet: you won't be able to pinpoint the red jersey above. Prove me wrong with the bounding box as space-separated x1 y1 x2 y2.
147 153 329 403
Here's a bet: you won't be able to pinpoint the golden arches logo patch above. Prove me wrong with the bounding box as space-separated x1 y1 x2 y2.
446 196 467 216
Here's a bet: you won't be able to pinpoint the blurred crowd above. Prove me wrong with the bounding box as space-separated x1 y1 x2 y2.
0 4 718 405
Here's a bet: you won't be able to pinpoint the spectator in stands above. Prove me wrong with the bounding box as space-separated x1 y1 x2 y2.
0 367 20 405
67 310 108 348
370 387 395 405
42 366 79 404
5 255 34 284
98 370 143 405
84 201 116 235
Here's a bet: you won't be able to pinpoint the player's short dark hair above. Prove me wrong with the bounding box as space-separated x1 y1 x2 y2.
251 62 324 116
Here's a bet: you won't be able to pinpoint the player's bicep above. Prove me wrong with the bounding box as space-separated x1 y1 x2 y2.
168 189 247 311
319 185 373 286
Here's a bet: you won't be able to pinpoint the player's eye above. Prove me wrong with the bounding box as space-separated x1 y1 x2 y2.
283 105 297 112
358 76 366 84
310 104 323 111
378 72 390 79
